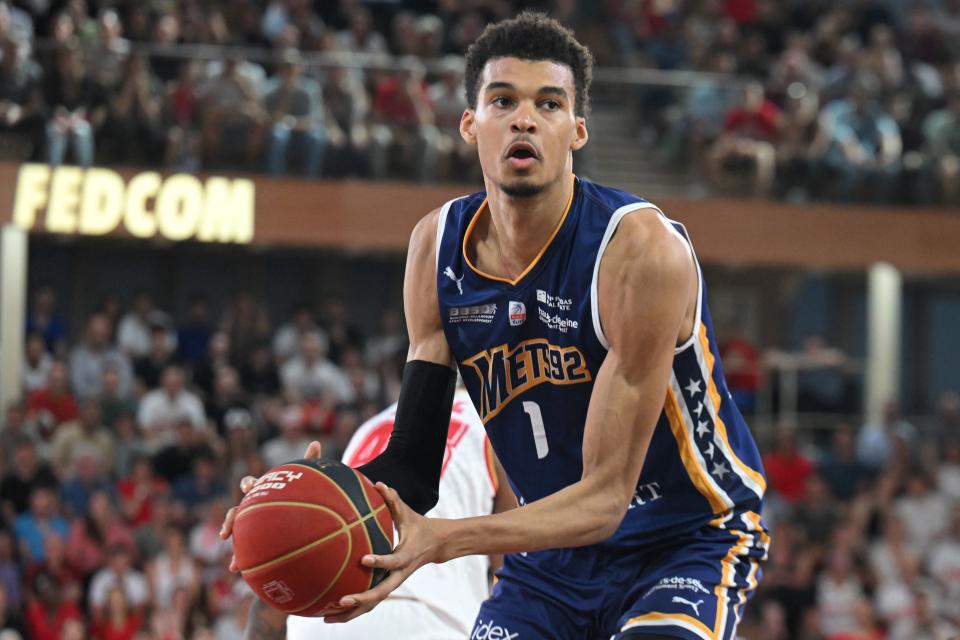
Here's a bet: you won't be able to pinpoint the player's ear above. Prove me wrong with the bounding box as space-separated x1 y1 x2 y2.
460 109 477 145
571 116 588 151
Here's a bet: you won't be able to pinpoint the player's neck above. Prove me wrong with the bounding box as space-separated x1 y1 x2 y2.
478 173 574 280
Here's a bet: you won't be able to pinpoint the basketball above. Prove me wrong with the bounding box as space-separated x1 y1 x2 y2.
232 459 394 617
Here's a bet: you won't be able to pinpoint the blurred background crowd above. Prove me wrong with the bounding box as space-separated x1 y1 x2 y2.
0 1 958 640
0 0 957 203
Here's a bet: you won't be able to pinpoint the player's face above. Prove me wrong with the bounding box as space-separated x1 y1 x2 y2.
461 57 588 198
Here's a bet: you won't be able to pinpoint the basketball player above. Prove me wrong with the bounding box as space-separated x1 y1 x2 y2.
240 390 514 639
224 12 769 640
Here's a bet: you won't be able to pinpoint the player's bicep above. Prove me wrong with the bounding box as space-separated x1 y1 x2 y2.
403 209 452 367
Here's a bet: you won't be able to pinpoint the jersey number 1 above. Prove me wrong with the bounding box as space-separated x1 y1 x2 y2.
522 401 549 459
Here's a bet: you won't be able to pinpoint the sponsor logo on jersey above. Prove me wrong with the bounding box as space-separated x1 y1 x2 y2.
472 618 519 640
537 307 579 333
644 576 711 598
536 289 572 311
508 301 526 326
464 339 591 423
443 266 464 295
449 304 498 324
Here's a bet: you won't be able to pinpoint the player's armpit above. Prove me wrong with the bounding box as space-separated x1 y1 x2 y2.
244 598 287 640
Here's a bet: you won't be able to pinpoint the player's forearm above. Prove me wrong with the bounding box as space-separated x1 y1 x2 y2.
244 599 287 640
435 477 625 560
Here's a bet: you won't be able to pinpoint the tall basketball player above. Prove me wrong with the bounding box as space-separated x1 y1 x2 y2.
225 12 770 640
241 390 514 639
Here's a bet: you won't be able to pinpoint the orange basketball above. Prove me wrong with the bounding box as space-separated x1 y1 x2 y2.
232 459 394 617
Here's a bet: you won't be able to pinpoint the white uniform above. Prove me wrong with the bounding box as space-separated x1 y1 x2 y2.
287 391 499 639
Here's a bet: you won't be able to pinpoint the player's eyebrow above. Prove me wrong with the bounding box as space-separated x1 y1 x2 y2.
484 83 568 98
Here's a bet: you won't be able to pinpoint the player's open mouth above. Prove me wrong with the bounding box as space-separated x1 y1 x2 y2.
505 142 540 169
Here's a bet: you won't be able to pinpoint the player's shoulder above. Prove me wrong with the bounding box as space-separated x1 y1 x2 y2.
578 177 656 217
410 190 485 251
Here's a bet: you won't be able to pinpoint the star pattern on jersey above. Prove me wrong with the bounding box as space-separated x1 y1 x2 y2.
693 401 704 418
685 379 702 397
711 461 729 480
704 442 715 459
696 420 711 438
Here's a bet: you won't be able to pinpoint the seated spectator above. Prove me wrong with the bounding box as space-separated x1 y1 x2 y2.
172 453 227 515
200 54 266 168
319 296 363 364
24 533 81 607
101 52 165 164
219 291 271 365
25 285 68 356
921 90 960 205
69 313 133 402
0 33 44 161
775 82 820 202
152 420 214 486
64 490 134 580
189 499 231 578
718 327 761 413
321 60 374 178
164 60 203 171
818 425 868 501
280 333 353 404
0 530 22 612
192 331 233 399
14 487 68 564
815 74 902 202
429 56 480 181
240 341 281 398
263 52 326 177
364 308 406 368
117 293 175 360
894 472 949 550
0 582 26 638
815 550 865 640
98 368 135 431
137 366 206 452
0 401 34 471
791 473 839 550
42 43 103 167
273 302 324 365
133 496 172 563
0 439 57 519
335 6 387 55
938 437 960 502
263 405 311 469
116 455 168 529
204 367 249 437
857 400 916 473
51 401 113 478
707 81 782 197
369 56 441 182
176 295 212 364
90 586 142 640
146 527 198 611
87 545 148 620
927 506 960 618
60 455 114 517
213 582 253 640
889 590 960 640
22 333 52 395
87 8 129 92
763 427 814 504
133 325 180 392
25 571 82 640
26 362 78 440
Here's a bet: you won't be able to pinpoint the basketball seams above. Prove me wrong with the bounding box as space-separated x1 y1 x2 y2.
350 467 392 547
288 463 364 523
239 505 349 575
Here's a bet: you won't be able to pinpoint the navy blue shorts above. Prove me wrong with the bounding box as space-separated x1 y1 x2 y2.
470 512 769 640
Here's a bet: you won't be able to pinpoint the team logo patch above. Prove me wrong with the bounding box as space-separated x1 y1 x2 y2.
262 579 295 604
509 301 526 326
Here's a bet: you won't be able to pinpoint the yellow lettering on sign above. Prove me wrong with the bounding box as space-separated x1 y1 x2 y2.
12 163 49 229
198 177 255 243
124 172 160 238
79 168 124 235
156 174 202 241
46 166 83 234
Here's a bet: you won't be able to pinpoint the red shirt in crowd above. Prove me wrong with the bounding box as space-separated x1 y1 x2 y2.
762 451 814 503
116 477 169 527
719 337 761 392
92 614 143 640
724 100 781 142
27 388 79 429
373 77 431 127
724 0 757 24
26 599 82 640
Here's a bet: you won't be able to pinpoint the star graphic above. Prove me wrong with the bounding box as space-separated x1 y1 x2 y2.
704 442 715 459
693 401 704 418
685 379 702 397
712 461 729 480
696 420 711 438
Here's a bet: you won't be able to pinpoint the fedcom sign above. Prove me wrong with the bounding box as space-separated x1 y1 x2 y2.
12 164 254 244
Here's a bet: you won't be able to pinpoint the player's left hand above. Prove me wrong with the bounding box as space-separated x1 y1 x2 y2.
324 482 442 623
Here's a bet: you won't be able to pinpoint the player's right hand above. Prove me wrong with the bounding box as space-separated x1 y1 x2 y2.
220 440 324 572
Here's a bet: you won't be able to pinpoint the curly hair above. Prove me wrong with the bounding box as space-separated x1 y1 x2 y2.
464 12 594 117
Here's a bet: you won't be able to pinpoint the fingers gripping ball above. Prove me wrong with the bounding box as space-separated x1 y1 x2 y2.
232 459 394 616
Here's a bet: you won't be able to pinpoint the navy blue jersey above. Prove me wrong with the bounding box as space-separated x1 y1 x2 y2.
436 176 766 546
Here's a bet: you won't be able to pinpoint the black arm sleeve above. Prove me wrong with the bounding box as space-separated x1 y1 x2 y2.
357 360 456 515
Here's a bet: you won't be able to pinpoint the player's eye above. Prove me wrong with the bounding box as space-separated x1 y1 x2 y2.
541 100 561 111
491 96 513 108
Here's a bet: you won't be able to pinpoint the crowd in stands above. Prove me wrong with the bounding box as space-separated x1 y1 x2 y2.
0 0 958 204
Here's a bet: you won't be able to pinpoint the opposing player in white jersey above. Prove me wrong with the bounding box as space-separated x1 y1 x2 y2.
243 390 514 639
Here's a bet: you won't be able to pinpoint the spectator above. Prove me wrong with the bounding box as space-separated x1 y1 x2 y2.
895 473 950 550
364 308 407 368
717 326 761 413
14 487 68 564
22 333 52 394
428 55 479 181
792 472 840 550
370 56 441 182
116 455 168 529
51 401 113 478
151 420 214 486
97 368 135 431
0 402 33 472
25 571 82 640
133 325 179 391
110 414 144 480
91 586 142 640
857 400 916 473
926 506 960 619
816 74 902 202
775 81 820 201
164 60 203 171
816 550 865 640
25 533 81 607
26 361 78 439
213 583 253 640
199 54 266 168
176 295 213 364
146 527 198 611
192 331 233 399
819 425 869 501
0 582 25 638
43 42 102 166
188 499 231 577
938 437 960 502
65 491 134 580
172 453 227 515
263 51 326 177
69 313 133 401
239 340 281 398
319 295 363 364
921 90 960 205
87 546 148 619
272 303 324 365
0 531 22 612
101 52 165 164
0 33 44 161
25 286 67 356
117 293 175 360
262 405 311 469
335 6 387 55
708 80 782 197
137 366 206 452
59 455 114 517
280 332 353 403
321 60 373 178
0 439 57 520
763 427 814 503
218 291 270 364
204 367 249 437
87 8 129 92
